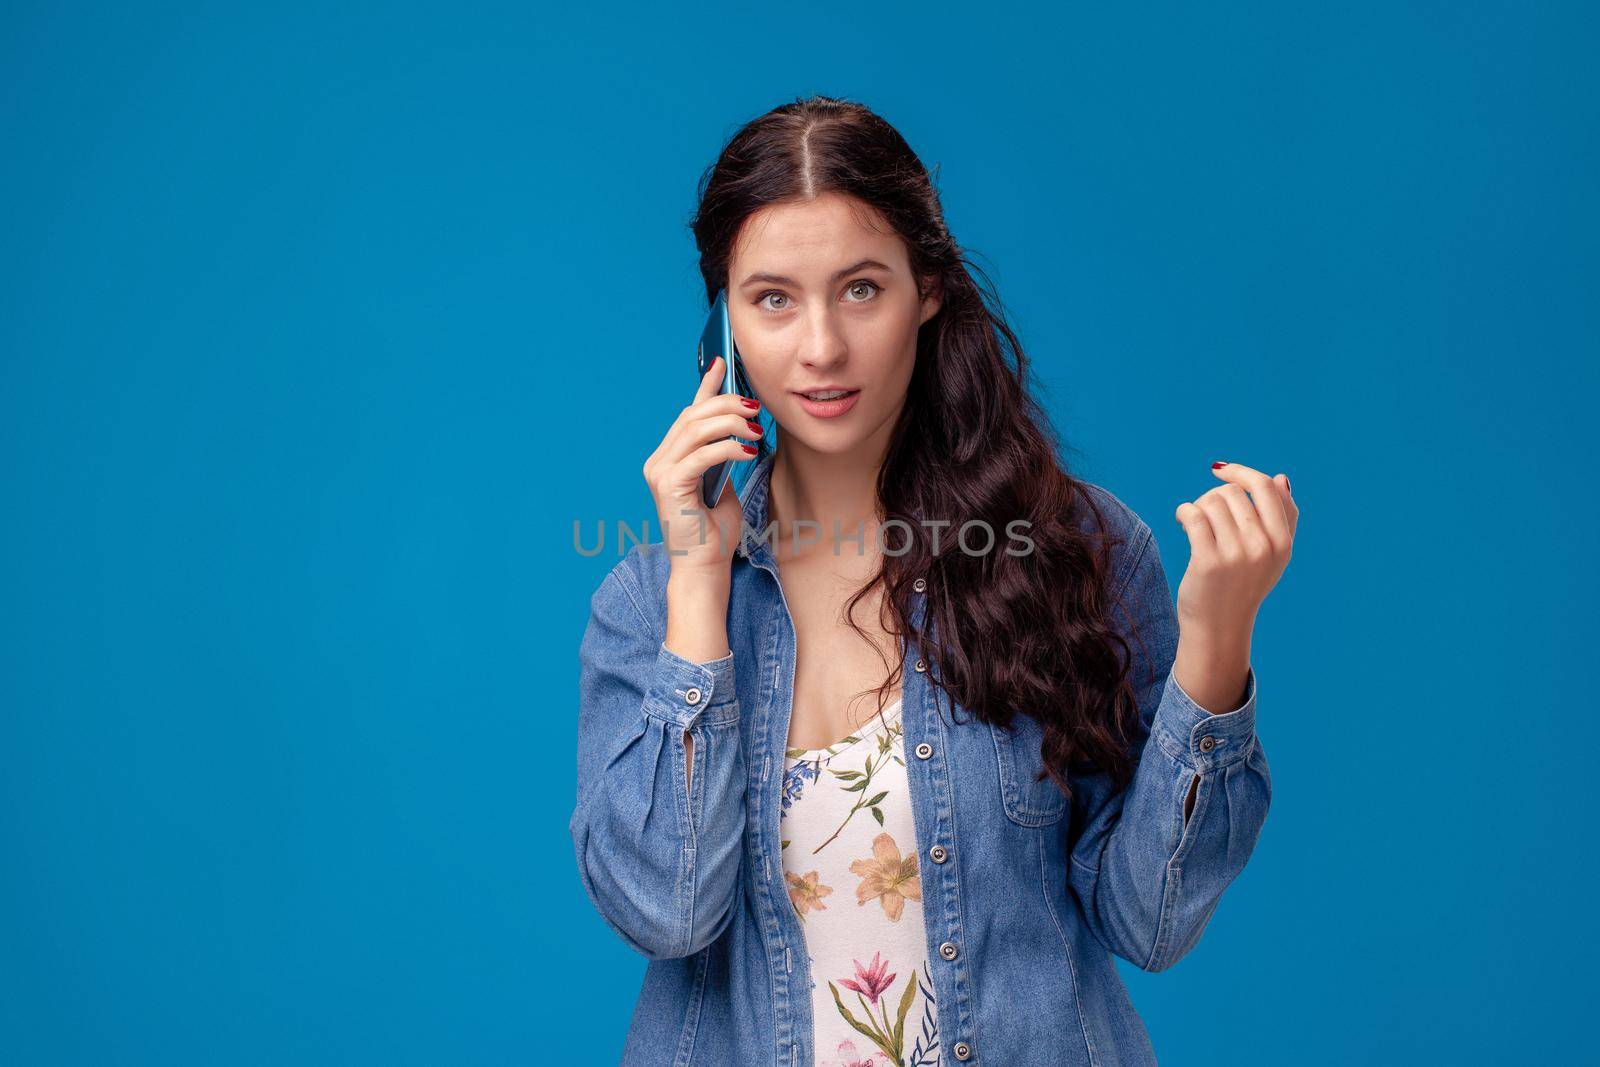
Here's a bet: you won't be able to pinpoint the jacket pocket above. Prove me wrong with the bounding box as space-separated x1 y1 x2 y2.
990 715 1068 826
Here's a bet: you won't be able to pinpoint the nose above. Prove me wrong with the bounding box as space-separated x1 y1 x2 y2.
798 307 848 371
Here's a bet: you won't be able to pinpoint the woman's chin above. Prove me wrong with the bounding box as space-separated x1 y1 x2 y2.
776 425 871 456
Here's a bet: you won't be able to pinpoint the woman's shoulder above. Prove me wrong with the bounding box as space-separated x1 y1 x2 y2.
1070 478 1157 593
1071 478 1153 541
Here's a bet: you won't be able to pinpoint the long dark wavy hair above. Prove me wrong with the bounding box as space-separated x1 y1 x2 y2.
689 95 1148 800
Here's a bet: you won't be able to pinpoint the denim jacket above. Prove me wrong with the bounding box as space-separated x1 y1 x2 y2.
571 452 1271 1066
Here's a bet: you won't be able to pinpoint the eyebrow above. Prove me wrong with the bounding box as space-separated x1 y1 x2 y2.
737 258 896 289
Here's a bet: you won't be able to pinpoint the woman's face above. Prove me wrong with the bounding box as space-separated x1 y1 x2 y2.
726 191 941 457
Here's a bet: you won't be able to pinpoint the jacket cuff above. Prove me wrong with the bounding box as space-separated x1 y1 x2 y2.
643 642 739 727
1151 665 1258 772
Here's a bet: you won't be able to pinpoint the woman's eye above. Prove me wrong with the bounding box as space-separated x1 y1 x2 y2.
756 281 879 312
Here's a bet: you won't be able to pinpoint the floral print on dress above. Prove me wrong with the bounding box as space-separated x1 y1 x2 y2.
780 697 940 1065
849 832 921 921
781 758 822 819
783 703 907 854
905 960 941 1067
827 952 939 1066
786 869 833 919
820 1039 894 1067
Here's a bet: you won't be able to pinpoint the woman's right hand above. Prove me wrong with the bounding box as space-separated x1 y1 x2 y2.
643 355 764 577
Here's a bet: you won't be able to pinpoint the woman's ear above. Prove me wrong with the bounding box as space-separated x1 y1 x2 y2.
918 274 943 325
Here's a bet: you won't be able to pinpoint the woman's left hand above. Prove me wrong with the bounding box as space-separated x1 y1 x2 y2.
1170 461 1298 713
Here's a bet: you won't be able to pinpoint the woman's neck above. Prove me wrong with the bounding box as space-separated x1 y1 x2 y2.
767 438 887 562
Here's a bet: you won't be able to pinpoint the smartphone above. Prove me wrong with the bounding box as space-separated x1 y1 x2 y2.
696 288 760 508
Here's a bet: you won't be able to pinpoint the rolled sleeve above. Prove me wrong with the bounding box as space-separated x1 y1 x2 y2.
1151 664 1259 773
645 642 739 727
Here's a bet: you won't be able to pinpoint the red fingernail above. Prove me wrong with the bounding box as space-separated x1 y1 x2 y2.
1285 476 1292 494
741 396 760 411
747 420 762 434
742 443 758 454
1212 461 1227 469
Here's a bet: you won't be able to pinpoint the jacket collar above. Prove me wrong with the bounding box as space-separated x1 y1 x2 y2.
734 450 777 565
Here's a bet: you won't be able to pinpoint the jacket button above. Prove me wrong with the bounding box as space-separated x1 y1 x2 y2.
938 940 958 960
953 1041 972 1060
914 659 927 673
1198 734 1216 753
914 742 933 760
684 687 702 706
929 844 948 864
913 577 927 592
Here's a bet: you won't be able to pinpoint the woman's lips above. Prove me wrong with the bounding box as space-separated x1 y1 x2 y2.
793 389 861 418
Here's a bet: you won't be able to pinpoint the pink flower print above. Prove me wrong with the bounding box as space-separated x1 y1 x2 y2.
819 1038 893 1067
837 950 896 1005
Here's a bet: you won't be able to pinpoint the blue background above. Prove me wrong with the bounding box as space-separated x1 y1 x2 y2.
4 2 1595 1063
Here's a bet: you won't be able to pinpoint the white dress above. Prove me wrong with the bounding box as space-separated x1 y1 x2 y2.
780 696 942 1067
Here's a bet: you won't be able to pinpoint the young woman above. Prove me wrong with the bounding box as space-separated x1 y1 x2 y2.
571 95 1295 1067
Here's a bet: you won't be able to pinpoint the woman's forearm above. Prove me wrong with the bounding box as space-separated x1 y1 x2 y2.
1171 624 1253 716
664 569 733 663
